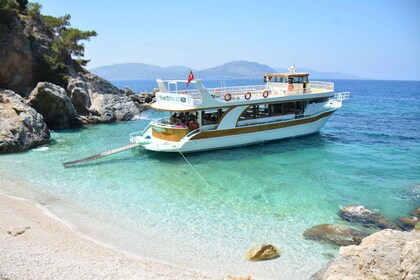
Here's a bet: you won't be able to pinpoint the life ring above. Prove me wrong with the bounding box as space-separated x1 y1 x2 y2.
224 93 232 101
244 92 251 100
288 84 294 91
262 90 269 98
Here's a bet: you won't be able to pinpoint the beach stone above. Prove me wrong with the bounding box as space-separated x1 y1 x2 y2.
7 226 30 236
246 243 279 261
28 82 78 129
303 224 369 247
311 229 420 280
0 90 50 153
339 205 400 230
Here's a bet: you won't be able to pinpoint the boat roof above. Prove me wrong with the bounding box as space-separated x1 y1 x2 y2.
265 73 309 78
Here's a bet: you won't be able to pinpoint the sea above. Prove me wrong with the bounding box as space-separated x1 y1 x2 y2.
0 79 419 279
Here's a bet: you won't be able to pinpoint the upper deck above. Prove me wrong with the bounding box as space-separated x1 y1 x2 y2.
151 73 335 112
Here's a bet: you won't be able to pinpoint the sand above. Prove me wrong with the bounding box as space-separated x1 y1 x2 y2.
0 192 219 280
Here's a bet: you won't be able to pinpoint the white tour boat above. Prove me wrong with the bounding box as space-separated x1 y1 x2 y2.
129 66 350 153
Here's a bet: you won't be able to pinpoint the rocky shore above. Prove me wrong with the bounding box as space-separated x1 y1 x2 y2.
0 5 154 153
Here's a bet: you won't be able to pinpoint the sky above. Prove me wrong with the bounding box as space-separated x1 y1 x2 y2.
37 0 420 80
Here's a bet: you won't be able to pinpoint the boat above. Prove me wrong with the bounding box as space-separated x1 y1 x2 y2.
129 65 350 153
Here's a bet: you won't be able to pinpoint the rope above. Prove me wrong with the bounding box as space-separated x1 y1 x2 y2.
177 148 253 229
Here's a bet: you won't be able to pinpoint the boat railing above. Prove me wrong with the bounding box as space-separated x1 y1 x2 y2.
310 81 335 91
129 123 151 140
150 117 188 129
333 91 350 100
183 128 201 139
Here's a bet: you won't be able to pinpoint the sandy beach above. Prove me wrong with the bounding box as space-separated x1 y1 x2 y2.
0 192 218 280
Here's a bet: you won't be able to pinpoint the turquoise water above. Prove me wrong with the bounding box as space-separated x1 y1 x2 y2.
0 80 419 279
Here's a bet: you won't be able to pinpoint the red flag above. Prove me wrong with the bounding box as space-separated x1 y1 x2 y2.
186 70 194 87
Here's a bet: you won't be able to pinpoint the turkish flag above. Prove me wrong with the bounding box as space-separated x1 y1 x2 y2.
186 70 194 87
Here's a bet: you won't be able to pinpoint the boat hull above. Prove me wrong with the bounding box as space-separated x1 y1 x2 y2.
136 111 335 153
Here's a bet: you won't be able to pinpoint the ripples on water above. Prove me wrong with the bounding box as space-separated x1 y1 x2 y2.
0 79 419 279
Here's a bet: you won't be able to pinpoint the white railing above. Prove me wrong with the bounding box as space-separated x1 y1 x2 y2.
310 81 335 91
333 91 350 100
129 124 151 141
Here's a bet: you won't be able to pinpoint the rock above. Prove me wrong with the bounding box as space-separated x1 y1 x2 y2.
28 82 78 129
397 216 418 231
226 275 252 280
303 224 369 247
6 226 30 236
0 90 50 153
73 73 141 122
411 207 420 219
311 229 420 280
339 205 400 230
124 86 136 96
0 15 36 94
67 78 91 115
246 243 279 261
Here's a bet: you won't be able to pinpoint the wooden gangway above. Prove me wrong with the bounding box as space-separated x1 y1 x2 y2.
63 143 139 167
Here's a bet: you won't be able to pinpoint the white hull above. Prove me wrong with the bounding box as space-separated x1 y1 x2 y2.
137 113 333 153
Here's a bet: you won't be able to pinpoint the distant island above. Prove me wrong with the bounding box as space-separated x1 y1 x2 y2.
90 60 364 80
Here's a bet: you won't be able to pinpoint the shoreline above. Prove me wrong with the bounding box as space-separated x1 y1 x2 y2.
0 190 217 280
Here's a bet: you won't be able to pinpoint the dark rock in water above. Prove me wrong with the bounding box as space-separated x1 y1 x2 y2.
396 217 418 231
303 224 369 247
310 229 420 280
28 82 77 129
411 207 420 219
0 90 50 153
246 243 279 261
339 205 400 230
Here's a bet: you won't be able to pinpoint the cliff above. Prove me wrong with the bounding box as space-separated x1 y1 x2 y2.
0 3 144 153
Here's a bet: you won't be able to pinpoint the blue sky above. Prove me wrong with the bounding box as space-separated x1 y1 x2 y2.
37 0 419 80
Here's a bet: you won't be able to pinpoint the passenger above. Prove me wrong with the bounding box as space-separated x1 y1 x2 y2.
179 112 186 123
171 113 178 124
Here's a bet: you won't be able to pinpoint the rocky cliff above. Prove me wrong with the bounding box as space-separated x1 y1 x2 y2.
0 5 145 153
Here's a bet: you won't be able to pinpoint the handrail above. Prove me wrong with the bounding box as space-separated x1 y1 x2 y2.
129 124 151 139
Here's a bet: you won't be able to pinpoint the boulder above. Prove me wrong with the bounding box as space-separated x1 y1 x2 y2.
0 90 50 153
339 205 400 230
67 77 91 115
73 73 141 122
246 244 279 261
28 82 77 129
311 229 420 280
7 226 30 236
124 86 136 96
303 224 369 247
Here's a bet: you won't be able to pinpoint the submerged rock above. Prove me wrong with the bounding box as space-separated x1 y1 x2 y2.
311 229 420 280
246 244 279 261
0 90 50 153
339 205 399 230
396 207 420 231
28 82 77 129
303 224 369 247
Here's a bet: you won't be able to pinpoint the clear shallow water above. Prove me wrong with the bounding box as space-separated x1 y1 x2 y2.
0 79 419 279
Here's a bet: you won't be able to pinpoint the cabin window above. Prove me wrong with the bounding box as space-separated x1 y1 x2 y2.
201 108 229 125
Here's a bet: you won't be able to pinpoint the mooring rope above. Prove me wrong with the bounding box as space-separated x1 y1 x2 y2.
177 148 253 229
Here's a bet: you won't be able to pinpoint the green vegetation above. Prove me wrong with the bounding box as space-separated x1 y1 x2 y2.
1 0 97 85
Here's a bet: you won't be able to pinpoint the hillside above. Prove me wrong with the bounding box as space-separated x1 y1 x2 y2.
91 61 363 80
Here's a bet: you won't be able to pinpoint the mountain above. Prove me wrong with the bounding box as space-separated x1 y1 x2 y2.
196 61 276 79
274 67 363 80
90 61 363 80
90 63 191 80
